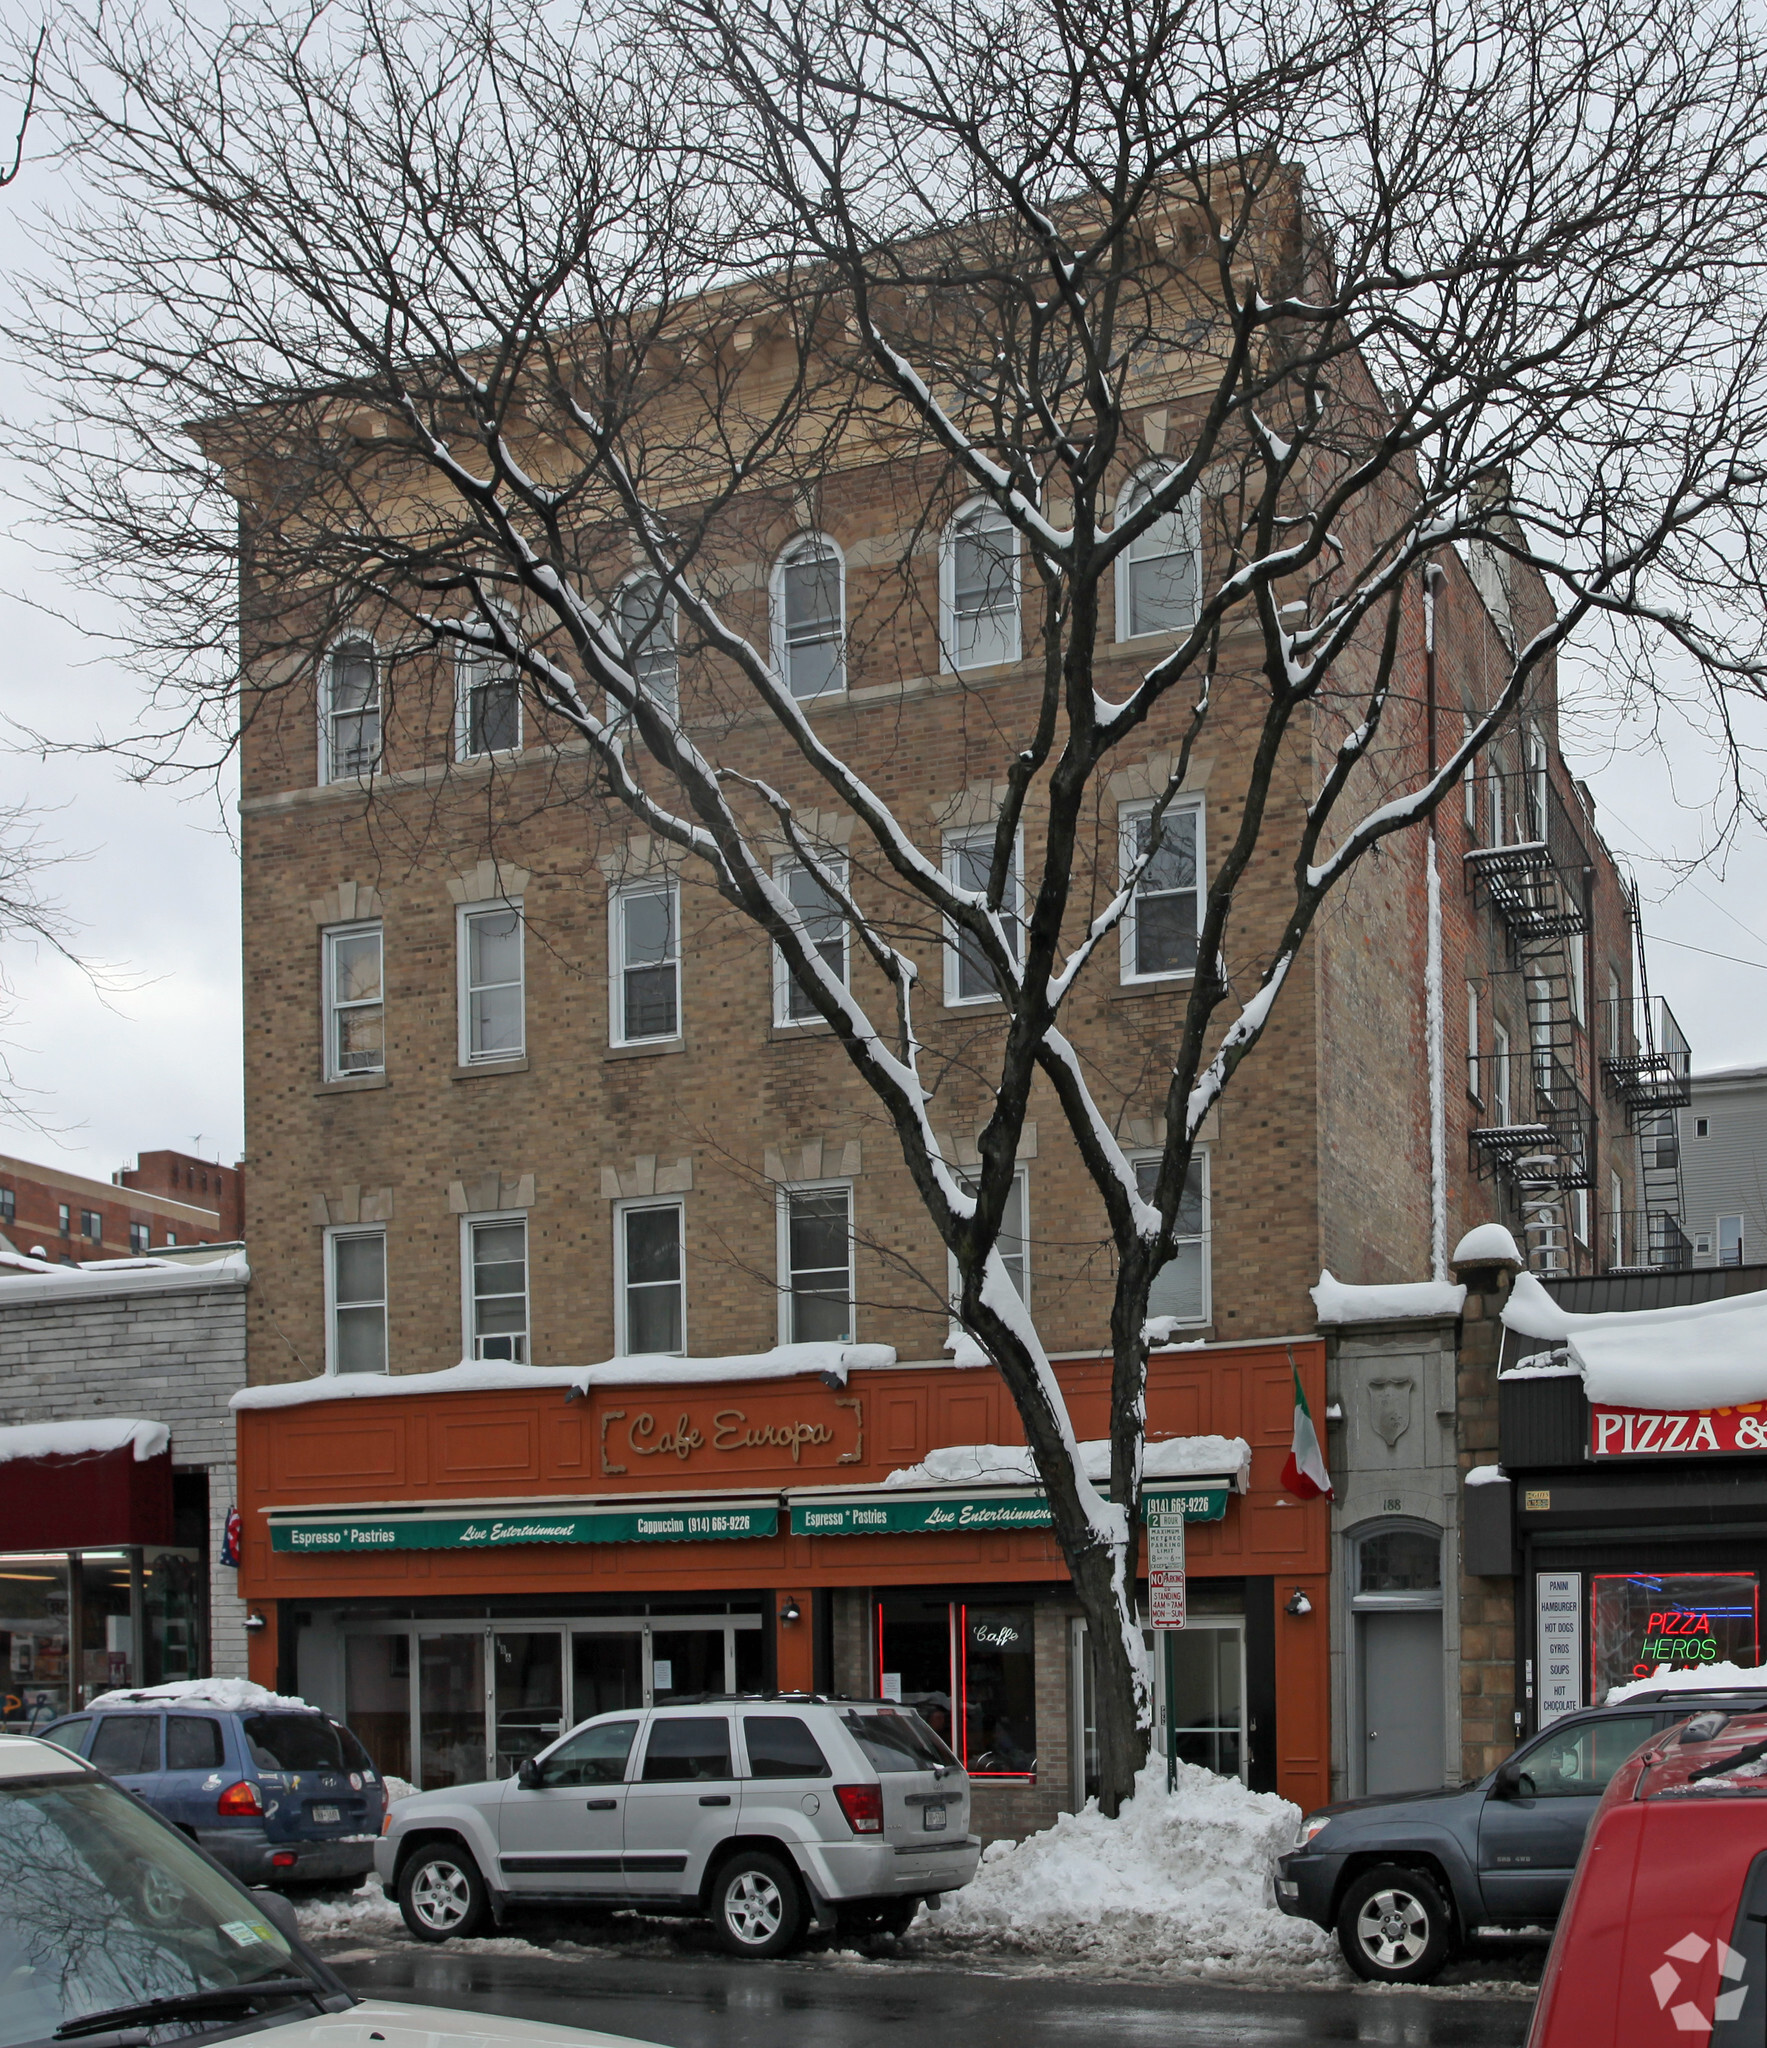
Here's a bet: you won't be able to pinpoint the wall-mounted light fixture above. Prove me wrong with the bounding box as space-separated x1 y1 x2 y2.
1284 1588 1313 1617
778 1596 802 1625
243 1610 268 1632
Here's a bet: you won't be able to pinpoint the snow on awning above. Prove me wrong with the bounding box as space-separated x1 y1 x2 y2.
1311 1271 1466 1324
880 1435 1252 1492
1503 1270 1767 1409
0 1418 169 1464
232 1341 897 1410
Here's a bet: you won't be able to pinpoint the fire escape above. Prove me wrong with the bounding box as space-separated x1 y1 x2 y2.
1466 758 1596 1274
1599 884 1694 1269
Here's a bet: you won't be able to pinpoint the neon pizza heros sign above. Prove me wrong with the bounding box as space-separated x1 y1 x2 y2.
1591 1573 1760 1696
1589 1406 1767 1457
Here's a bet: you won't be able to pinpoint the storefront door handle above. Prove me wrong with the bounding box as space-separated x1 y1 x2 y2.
699 1794 732 1806
586 1798 618 1810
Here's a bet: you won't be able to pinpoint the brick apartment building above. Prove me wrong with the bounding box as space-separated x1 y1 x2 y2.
0 1147 243 1263
219 230 1660 1823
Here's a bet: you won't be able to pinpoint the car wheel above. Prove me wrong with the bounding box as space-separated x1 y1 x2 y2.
1336 1864 1454 1983
711 1850 805 1958
398 1843 490 1942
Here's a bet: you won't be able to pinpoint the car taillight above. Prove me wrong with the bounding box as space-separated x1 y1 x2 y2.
216 1780 263 1816
834 1783 884 1834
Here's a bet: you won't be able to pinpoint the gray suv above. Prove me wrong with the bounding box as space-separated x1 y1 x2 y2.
1276 1685 1767 1982
376 1694 979 1955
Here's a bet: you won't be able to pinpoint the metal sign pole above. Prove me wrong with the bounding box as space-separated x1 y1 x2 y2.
1145 1501 1187 1792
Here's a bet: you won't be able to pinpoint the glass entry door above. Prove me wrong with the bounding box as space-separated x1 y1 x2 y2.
494 1631 564 1777
418 1634 486 1788
1167 1619 1246 1779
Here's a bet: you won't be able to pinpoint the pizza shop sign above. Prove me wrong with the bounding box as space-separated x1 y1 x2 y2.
1590 1406 1767 1457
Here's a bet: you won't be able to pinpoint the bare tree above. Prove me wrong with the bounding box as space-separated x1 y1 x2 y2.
13 0 1767 1808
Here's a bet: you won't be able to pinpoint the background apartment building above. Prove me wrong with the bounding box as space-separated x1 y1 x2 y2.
0 1146 243 1263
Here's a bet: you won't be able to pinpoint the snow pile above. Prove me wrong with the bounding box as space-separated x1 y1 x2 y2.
1311 1272 1466 1325
233 1341 896 1410
885 1435 1252 1491
1453 1223 1525 1267
0 1419 169 1464
86 1676 312 1712
382 1774 419 1803
927 1760 1333 1978
1606 1663 1767 1705
1465 1464 1506 1486
1504 1271 1767 1408
292 1873 403 1941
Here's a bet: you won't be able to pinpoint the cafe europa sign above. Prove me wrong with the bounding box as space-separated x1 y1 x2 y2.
598 1397 863 1476
1589 1405 1767 1457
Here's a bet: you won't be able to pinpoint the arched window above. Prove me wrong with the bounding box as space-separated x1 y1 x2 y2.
320 636 381 783
941 498 1019 672
612 574 679 719
1114 469 1201 641
454 620 521 760
771 534 845 701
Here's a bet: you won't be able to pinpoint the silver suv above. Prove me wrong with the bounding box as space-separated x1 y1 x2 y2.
376 1694 979 1956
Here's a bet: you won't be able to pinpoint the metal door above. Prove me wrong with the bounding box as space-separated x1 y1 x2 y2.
1359 1609 1444 1794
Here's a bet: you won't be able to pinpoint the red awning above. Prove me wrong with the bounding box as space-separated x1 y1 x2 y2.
0 1421 174 1549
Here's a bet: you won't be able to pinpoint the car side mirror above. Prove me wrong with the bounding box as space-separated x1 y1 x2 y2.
517 1756 543 1789
1495 1761 1535 1799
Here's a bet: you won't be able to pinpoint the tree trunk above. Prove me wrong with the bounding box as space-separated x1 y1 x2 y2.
1068 1528 1151 1817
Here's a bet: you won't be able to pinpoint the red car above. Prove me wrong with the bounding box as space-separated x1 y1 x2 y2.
1529 1707 1767 2047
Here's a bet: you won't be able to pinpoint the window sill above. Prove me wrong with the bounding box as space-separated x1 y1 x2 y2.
1109 975 1195 1000
314 1074 388 1095
606 1037 687 1061
769 1019 836 1040
453 1056 529 1079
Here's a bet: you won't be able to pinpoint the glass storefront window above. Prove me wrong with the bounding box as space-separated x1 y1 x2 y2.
1591 1573 1759 1700
78 1552 133 1701
142 1548 205 1686
345 1633 412 1781
573 1632 643 1718
876 1594 1036 1779
419 1634 486 1788
1 1554 71 1732
494 1631 564 1775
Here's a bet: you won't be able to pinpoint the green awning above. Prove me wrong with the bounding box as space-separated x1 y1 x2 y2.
788 1480 1233 1538
268 1500 778 1553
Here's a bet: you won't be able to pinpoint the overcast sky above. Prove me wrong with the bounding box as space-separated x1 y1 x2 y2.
0 141 1762 1189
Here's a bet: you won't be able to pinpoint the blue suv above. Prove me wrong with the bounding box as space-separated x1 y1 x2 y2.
39 1696 386 1889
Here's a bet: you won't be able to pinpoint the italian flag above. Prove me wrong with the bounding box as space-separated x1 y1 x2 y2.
1281 1362 1333 1500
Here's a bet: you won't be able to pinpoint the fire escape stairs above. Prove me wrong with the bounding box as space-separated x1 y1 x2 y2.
1599 883 1693 1271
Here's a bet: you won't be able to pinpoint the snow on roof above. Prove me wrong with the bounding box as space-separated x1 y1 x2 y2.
1310 1271 1466 1325
1464 1463 1507 1486
1503 1270 1767 1408
232 1341 898 1411
1605 1662 1767 1706
85 1676 312 1713
1452 1223 1525 1267
0 1418 169 1464
883 1434 1253 1492
0 1247 248 1304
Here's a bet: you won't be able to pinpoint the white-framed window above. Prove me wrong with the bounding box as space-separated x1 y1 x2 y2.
455 633 521 759
129 1223 149 1255
610 883 681 1045
778 1182 853 1343
323 922 385 1081
943 827 1022 1005
1462 709 1478 829
771 534 845 701
1119 799 1202 983
1573 1186 1590 1246
612 574 679 720
1134 1152 1210 1327
1114 467 1201 640
1528 725 1550 838
458 901 525 1063
327 1226 387 1375
949 1168 1029 1307
772 858 848 1026
1492 1020 1512 1124
1569 933 1586 1025
1610 1169 1624 1268
320 635 381 784
941 498 1019 672
617 1199 684 1354
1466 982 1481 1100
462 1213 528 1362
1720 1215 1746 1268
1696 1116 1711 1138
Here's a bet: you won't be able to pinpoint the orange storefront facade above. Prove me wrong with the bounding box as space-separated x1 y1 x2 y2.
238 1337 1329 1831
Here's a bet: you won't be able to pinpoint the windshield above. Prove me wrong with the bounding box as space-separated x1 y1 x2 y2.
240 1715 369 1773
0 1772 308 2047
842 1708 961 1773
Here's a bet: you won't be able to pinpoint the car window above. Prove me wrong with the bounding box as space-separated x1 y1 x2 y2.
1519 1715 1658 1797
166 1716 225 1772
88 1714 161 1776
241 1712 360 1771
39 1718 91 1757
539 1718 638 1787
743 1715 831 1779
641 1715 732 1782
841 1708 960 1773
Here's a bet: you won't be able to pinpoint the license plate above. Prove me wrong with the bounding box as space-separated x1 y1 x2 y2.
922 1803 947 1831
310 1804 341 1825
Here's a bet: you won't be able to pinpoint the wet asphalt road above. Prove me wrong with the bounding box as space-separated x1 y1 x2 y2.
331 1947 1538 2047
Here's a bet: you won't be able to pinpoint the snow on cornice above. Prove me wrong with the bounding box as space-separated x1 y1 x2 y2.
1311 1270 1466 1325
231 1341 898 1410
0 1248 248 1307
0 1418 169 1463
1503 1270 1767 1408
883 1435 1253 1493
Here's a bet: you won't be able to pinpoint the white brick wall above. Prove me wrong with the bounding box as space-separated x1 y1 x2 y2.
0 1266 249 1676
